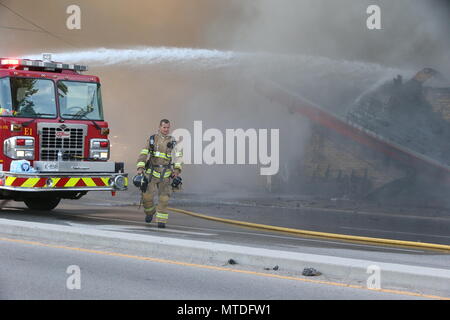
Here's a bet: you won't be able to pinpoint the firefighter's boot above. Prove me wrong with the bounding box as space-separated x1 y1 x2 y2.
142 181 157 223
145 211 154 223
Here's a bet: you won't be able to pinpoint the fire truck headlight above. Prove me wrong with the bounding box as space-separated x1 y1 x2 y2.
4 136 35 160
90 139 109 160
90 151 109 160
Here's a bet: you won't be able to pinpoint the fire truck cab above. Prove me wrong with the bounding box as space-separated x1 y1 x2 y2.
0 55 127 210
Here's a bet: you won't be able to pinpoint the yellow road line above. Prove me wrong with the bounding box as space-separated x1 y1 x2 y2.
0 236 447 300
168 207 450 252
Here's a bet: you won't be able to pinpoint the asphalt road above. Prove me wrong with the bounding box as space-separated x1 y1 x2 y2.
0 200 449 270
0 238 422 300
0 198 449 300
83 190 450 246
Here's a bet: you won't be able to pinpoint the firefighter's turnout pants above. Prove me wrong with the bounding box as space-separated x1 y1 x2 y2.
142 174 172 224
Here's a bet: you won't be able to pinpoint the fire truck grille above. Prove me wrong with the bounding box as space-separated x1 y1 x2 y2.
40 149 84 161
39 125 87 161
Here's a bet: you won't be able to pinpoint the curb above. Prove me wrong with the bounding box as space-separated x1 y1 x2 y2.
0 218 449 298
168 207 450 252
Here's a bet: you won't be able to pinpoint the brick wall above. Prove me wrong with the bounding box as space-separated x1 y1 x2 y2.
301 124 407 198
425 88 450 121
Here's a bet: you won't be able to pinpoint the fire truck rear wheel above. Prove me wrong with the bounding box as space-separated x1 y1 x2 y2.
24 197 61 211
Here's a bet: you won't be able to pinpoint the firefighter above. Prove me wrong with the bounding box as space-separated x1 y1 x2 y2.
136 119 183 228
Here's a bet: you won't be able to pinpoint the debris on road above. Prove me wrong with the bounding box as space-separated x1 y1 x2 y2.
264 265 279 271
302 267 322 277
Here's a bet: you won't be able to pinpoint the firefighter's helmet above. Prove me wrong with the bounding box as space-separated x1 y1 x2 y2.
133 174 148 192
171 176 182 189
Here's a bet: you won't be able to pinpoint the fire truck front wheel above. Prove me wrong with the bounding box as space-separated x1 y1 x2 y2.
24 197 61 211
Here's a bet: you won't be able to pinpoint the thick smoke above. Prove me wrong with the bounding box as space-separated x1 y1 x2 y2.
3 0 448 71
216 0 450 74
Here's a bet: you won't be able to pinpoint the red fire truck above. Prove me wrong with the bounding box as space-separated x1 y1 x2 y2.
0 55 127 210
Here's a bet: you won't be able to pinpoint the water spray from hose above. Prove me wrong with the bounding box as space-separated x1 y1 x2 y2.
26 47 238 70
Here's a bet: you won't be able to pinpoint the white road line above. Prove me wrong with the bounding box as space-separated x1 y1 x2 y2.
167 223 424 253
71 213 424 253
149 227 216 236
340 226 450 240
3 207 425 253
66 216 216 236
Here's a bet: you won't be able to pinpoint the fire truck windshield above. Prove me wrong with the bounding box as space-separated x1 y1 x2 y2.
0 77 57 118
58 81 104 121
